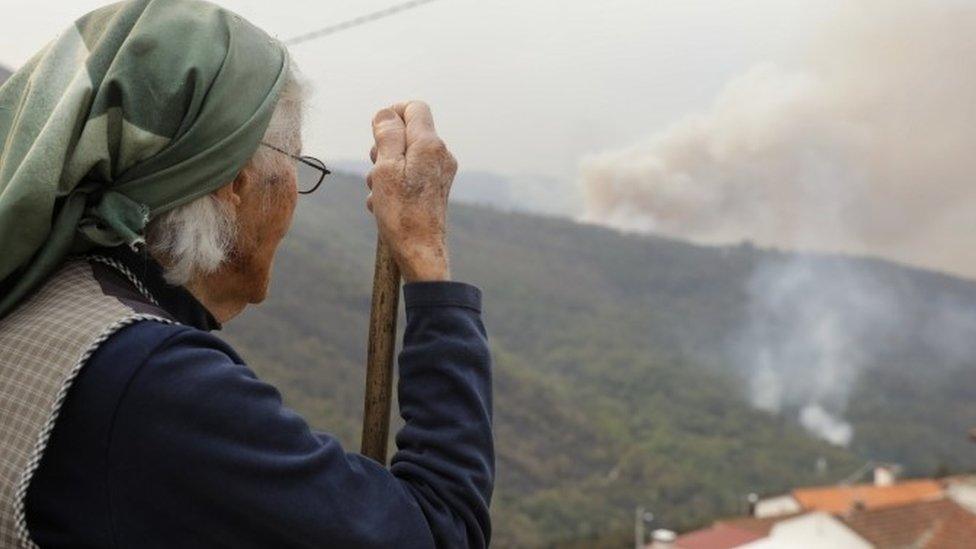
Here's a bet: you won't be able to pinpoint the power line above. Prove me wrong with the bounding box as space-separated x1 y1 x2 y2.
284 0 443 46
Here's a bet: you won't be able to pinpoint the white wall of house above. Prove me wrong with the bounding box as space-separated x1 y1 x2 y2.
739 512 871 549
947 477 976 514
754 495 801 518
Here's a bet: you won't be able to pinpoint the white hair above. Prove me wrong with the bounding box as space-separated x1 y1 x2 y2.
146 67 305 286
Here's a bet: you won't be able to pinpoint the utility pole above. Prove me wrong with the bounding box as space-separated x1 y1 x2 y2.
635 506 644 549
635 507 653 549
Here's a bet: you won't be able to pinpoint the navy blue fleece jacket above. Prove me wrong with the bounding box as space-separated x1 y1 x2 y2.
25 251 493 548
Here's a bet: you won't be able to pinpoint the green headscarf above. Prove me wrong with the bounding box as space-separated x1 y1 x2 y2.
0 0 289 317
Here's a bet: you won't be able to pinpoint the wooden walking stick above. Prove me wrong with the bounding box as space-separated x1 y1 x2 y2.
361 237 401 463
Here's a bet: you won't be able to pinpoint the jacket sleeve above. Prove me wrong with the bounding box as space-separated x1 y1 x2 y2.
106 282 493 549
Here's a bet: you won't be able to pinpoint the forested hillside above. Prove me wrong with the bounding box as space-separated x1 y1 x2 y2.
223 173 976 547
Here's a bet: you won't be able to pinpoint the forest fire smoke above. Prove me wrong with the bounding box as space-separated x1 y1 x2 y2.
581 1 976 280
580 1 976 445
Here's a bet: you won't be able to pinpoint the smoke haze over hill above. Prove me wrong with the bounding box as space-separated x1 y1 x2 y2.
581 1 976 280
580 1 976 445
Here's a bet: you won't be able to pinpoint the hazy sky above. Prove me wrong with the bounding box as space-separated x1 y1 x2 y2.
0 0 843 181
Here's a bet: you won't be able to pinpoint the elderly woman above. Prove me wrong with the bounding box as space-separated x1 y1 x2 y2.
0 1 492 548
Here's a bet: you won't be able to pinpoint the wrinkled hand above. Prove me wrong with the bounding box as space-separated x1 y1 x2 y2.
368 101 456 282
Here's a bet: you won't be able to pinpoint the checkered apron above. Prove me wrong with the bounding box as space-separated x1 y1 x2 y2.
0 259 170 548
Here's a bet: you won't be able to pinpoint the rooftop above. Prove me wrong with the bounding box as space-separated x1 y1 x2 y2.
840 497 976 548
792 479 943 514
715 513 801 537
673 522 765 549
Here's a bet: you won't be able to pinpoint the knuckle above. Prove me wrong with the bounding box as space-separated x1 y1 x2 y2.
414 137 456 175
374 125 401 141
445 151 458 174
370 161 400 181
416 136 447 154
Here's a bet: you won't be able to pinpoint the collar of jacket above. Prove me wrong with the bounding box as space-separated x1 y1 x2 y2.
95 246 222 332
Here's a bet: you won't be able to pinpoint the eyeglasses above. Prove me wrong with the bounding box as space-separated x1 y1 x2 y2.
260 142 331 195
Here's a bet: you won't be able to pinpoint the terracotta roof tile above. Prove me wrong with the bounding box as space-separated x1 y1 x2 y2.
839 498 976 548
715 513 801 537
923 505 976 549
793 479 943 514
674 523 765 549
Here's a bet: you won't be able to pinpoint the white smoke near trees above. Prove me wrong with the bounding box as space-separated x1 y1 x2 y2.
580 2 976 445
737 256 895 446
799 405 853 448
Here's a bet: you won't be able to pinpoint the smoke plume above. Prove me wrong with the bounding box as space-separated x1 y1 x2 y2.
580 2 976 444
582 2 976 279
736 256 896 445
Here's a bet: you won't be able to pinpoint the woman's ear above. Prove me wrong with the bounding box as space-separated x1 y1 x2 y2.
213 171 248 209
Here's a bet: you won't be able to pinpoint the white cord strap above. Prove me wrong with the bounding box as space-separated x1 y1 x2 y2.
85 255 161 307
